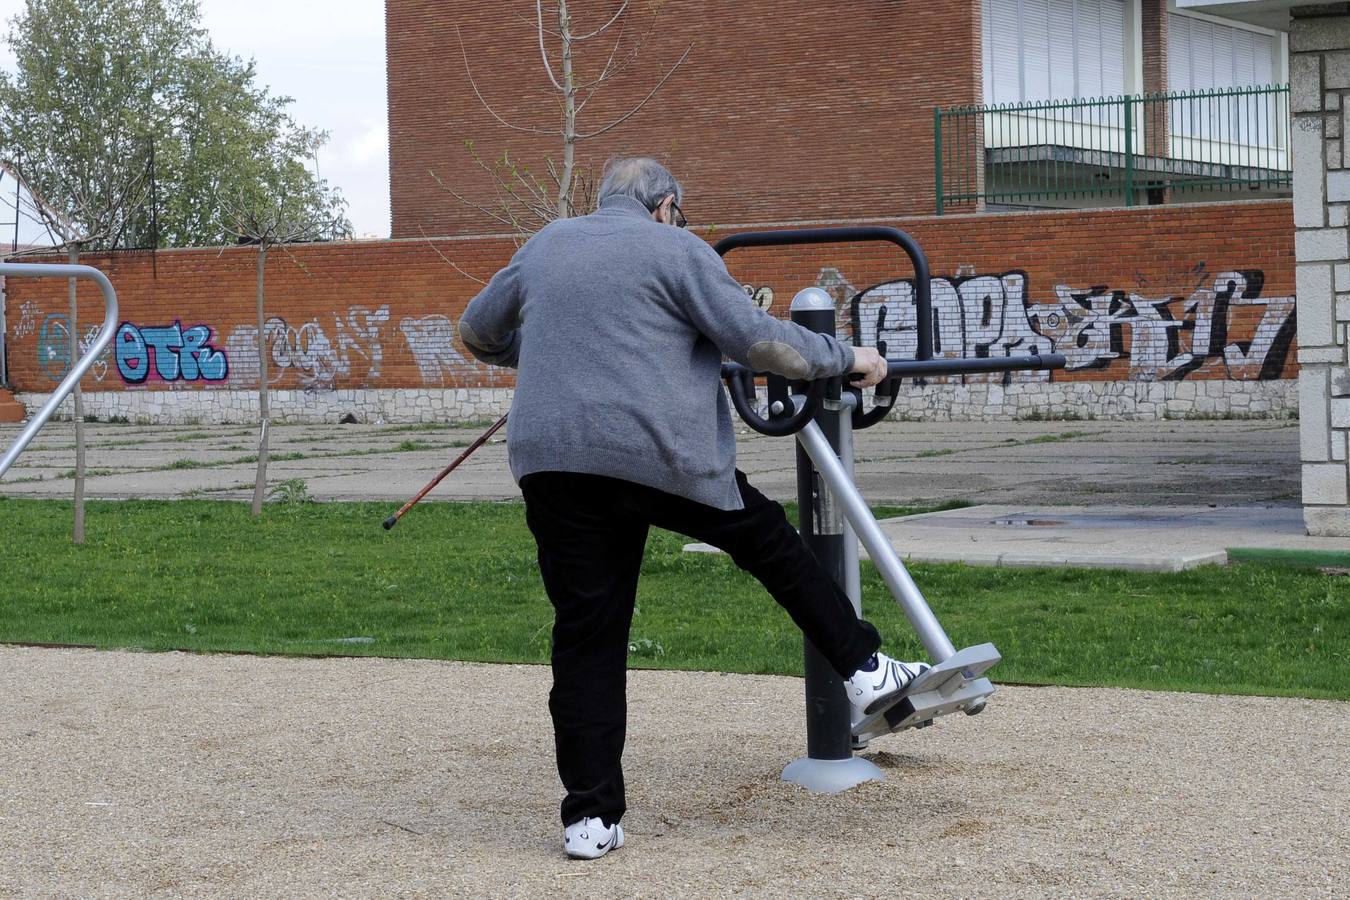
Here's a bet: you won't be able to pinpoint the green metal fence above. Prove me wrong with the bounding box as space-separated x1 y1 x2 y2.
934 84 1291 213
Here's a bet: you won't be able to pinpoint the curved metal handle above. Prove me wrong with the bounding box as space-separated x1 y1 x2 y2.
714 226 933 361
0 263 120 480
723 366 826 437
712 228 1067 432
848 379 902 430
844 353 1070 430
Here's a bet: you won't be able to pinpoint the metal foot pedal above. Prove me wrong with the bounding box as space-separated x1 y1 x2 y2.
851 643 1002 744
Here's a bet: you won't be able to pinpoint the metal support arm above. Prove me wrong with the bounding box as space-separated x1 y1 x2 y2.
0 263 119 480
795 418 959 661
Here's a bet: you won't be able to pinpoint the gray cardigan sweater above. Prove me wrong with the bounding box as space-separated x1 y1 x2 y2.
458 195 855 510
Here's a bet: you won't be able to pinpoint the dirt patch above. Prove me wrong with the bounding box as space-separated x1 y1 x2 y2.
0 647 1344 898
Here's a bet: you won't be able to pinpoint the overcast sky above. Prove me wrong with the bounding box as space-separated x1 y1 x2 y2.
0 0 391 240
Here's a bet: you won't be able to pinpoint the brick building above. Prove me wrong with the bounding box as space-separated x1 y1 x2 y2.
388 0 1293 233
3 1 1326 525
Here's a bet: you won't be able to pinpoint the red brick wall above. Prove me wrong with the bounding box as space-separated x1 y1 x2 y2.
3 200 1296 396
1141 0 1170 159
387 0 983 237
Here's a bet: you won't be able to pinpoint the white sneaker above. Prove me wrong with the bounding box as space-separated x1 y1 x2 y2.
844 652 930 719
563 816 624 859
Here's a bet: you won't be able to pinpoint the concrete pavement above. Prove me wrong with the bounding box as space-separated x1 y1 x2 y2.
690 503 1348 571
3 416 1340 567
0 417 1303 506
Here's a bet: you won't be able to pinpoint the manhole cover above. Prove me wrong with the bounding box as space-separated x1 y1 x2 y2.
990 518 1067 527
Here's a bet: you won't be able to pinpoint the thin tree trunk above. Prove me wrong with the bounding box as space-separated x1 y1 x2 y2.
251 245 269 515
556 0 576 218
68 243 85 544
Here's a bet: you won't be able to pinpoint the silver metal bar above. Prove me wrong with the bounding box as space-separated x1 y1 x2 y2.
0 263 119 479
796 418 958 662
836 397 861 616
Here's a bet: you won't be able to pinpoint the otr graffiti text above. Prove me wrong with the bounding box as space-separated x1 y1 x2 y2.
115 321 229 384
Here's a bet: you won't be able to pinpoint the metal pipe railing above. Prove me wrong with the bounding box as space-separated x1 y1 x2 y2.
0 263 119 479
935 83 1291 212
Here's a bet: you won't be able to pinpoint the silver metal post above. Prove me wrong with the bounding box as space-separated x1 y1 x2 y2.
797 418 959 662
0 263 119 480
837 397 861 616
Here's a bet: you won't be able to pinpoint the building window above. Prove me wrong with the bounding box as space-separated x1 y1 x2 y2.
1168 13 1281 149
1168 12 1276 93
983 0 1128 105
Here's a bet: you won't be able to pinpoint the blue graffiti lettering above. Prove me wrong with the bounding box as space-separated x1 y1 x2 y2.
179 325 229 381
114 321 229 384
38 314 111 382
115 323 149 384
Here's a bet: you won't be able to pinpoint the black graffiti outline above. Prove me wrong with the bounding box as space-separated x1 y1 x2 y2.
848 270 1050 384
848 268 1295 381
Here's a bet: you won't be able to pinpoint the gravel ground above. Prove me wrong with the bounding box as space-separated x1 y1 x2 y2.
0 647 1344 898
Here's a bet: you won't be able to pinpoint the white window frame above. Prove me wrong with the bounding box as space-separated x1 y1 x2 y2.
1166 5 1290 89
1165 5 1289 168
982 0 1136 105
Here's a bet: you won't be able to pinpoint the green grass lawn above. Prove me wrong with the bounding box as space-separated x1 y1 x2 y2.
0 497 1345 700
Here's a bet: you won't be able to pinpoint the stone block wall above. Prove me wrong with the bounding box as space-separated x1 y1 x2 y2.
1290 7 1350 536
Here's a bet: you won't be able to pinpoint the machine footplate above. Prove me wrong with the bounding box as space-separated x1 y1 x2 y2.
851 643 1001 743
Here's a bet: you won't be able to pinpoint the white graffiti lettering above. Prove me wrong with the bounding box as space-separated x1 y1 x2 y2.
848 268 1295 382
852 271 1051 382
223 304 391 390
14 301 40 339
399 314 472 384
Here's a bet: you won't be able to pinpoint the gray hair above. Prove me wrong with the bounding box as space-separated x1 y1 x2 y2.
597 157 682 211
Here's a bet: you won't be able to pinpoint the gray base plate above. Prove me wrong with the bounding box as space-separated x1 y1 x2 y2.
781 756 886 793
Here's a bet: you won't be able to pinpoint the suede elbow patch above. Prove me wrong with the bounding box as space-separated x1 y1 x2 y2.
747 341 811 379
458 321 486 351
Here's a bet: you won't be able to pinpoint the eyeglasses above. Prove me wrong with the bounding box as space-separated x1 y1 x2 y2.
669 199 688 228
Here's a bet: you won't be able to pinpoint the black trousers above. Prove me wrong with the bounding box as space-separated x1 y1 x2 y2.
520 469 882 827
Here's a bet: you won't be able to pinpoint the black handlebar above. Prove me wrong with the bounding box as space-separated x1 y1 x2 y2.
722 353 1068 433
715 226 936 435
714 226 933 361
713 226 1066 436
723 367 828 437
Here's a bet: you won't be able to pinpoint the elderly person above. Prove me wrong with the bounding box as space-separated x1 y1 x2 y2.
460 157 927 859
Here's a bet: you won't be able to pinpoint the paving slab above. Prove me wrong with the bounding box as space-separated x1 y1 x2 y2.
876 504 1348 570
3 417 1327 567
690 504 1346 571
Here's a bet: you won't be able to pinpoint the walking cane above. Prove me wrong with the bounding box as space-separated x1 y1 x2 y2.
382 413 508 530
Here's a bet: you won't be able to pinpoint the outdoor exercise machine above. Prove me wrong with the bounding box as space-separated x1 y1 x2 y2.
0 262 119 480
715 228 1065 792
0 251 1065 799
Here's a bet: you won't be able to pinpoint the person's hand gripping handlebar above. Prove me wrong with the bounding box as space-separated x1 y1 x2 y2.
849 346 888 388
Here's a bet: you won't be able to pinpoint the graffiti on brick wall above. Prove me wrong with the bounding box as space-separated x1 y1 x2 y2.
850 271 1052 382
37 314 111 382
1040 270 1296 380
115 321 229 384
845 268 1296 381
399 314 472 384
14 301 41 339
742 284 774 311
223 305 391 390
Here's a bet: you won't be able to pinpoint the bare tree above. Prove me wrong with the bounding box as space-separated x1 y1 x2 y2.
0 156 151 544
1 0 175 541
216 139 349 516
436 0 692 242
